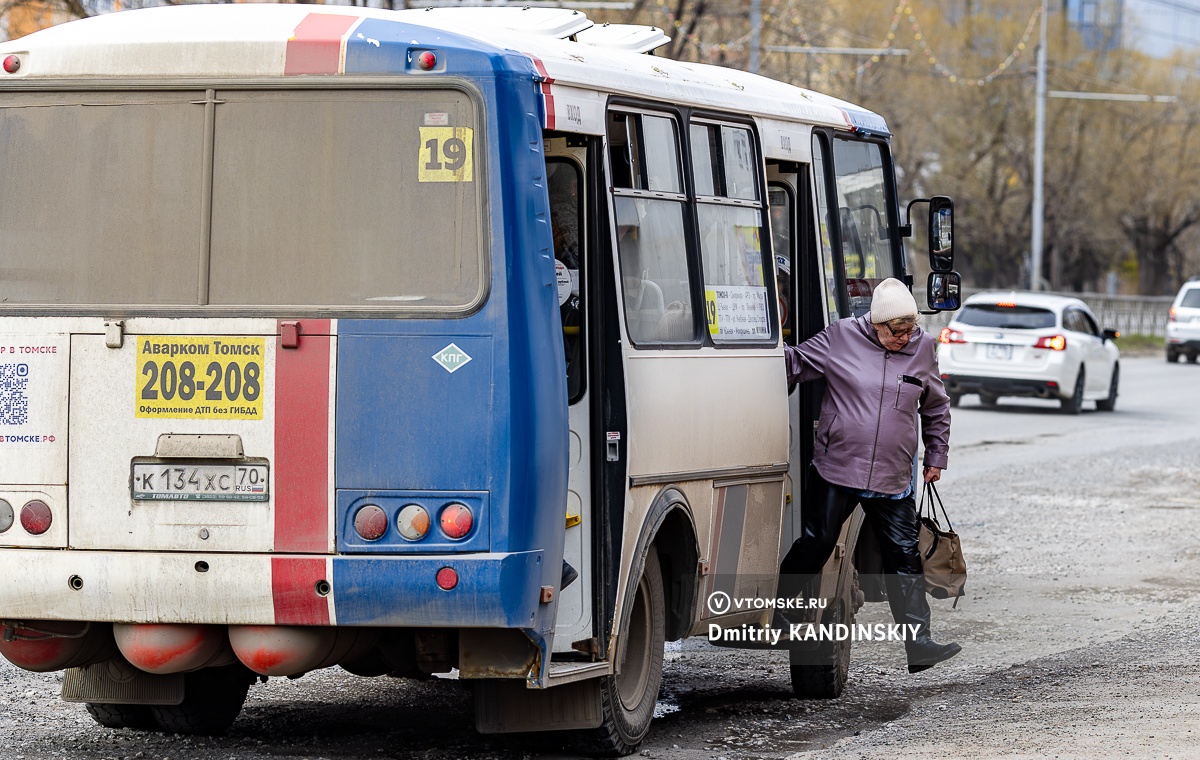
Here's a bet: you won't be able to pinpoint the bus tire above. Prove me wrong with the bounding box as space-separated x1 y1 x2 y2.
85 702 159 731
150 665 253 735
584 546 665 757
789 574 853 700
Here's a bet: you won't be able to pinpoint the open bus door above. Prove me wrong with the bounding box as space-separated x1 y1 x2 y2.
767 161 865 699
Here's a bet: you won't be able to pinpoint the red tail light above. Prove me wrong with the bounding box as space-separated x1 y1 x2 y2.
1034 335 1067 351
441 504 472 540
439 503 473 540
435 567 458 591
353 504 388 541
20 500 52 535
939 328 966 344
1169 307 1177 322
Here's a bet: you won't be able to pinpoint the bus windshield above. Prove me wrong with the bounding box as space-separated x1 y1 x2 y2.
0 88 484 311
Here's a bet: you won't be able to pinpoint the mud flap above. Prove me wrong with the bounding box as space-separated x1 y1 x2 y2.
62 658 184 705
474 677 602 734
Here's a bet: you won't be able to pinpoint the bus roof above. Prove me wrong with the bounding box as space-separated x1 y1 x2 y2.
0 4 888 137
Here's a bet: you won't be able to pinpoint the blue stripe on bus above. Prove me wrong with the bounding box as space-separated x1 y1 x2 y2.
333 17 567 635
331 551 543 627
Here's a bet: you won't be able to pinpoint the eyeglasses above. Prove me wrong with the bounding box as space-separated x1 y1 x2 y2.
882 321 917 338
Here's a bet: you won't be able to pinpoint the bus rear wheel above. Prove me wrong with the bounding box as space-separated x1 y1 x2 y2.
584 546 665 757
85 702 159 731
789 573 854 699
150 665 253 735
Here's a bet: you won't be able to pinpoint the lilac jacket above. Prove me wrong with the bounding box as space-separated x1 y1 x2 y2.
784 314 950 495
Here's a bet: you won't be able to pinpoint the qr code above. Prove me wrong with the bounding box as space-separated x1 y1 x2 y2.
0 363 30 426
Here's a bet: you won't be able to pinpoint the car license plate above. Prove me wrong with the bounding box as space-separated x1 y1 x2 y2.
131 462 269 501
986 343 1013 360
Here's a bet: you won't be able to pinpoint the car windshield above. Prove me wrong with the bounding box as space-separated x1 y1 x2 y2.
1181 288 1200 308
957 304 1056 329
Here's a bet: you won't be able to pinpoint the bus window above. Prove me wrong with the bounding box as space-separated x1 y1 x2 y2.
831 138 899 316
767 185 794 342
608 110 695 345
209 90 483 309
811 136 842 323
547 159 585 402
692 121 771 344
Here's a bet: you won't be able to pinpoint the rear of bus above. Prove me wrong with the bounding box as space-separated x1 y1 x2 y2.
0 5 566 723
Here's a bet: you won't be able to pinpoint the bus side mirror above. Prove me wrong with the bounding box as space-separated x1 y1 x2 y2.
926 271 961 312
928 196 954 273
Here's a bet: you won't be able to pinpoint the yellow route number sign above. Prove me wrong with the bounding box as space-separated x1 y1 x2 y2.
136 336 265 420
418 127 474 183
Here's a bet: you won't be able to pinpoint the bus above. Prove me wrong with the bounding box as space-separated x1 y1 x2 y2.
0 5 958 755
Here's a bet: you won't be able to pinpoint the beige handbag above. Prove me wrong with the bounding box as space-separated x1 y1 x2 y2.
918 482 967 605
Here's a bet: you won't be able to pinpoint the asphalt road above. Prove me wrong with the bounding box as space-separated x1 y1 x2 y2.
2 354 1198 759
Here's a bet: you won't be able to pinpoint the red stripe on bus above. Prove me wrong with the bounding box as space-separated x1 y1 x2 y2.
274 319 331 553
271 557 330 625
284 14 358 76
529 55 556 130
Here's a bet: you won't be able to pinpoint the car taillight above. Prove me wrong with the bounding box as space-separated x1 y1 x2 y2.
1034 335 1067 351
439 503 473 540
353 504 388 541
20 499 52 535
1169 307 1177 322
939 328 966 344
396 504 430 541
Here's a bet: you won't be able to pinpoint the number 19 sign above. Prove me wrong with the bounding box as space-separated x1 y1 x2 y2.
418 127 474 183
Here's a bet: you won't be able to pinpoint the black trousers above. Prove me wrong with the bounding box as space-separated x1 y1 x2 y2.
779 465 932 640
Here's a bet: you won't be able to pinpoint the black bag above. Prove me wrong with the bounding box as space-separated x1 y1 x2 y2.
918 482 967 604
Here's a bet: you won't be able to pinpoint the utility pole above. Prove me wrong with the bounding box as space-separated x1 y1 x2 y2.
1031 0 1048 291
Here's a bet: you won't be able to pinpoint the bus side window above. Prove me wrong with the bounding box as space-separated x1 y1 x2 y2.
607 110 694 345
691 121 772 345
768 185 794 342
547 159 585 403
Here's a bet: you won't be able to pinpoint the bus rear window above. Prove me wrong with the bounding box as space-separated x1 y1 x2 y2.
0 88 484 312
957 304 1056 329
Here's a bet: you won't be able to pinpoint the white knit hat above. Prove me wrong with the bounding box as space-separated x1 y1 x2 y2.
869 278 918 324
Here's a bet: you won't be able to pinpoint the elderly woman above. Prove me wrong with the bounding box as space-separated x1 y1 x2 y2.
781 278 961 673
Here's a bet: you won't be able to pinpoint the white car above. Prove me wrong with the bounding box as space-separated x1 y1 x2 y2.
937 292 1120 414
1165 279 1200 363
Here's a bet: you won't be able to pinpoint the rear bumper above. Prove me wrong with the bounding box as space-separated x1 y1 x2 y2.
942 374 1063 400
0 549 543 628
1165 336 1200 352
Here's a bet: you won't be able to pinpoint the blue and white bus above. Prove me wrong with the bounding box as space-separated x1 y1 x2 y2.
0 5 957 755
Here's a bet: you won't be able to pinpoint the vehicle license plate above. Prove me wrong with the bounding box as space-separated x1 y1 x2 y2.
131 462 270 501
986 343 1013 360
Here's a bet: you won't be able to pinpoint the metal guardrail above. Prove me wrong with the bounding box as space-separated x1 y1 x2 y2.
913 290 1175 338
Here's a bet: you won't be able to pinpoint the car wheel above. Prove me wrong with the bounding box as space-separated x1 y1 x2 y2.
1061 368 1085 415
979 392 998 407
1167 349 1180 363
1189 354 1198 364
1096 364 1118 412
948 393 962 408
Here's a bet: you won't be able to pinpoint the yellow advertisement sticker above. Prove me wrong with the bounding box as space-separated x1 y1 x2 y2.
705 290 720 335
418 126 474 183
136 336 265 420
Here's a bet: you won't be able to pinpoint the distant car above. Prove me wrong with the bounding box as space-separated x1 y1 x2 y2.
937 292 1120 414
1166 279 1200 363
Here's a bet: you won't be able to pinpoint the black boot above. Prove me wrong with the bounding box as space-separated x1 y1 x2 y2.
885 573 961 673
